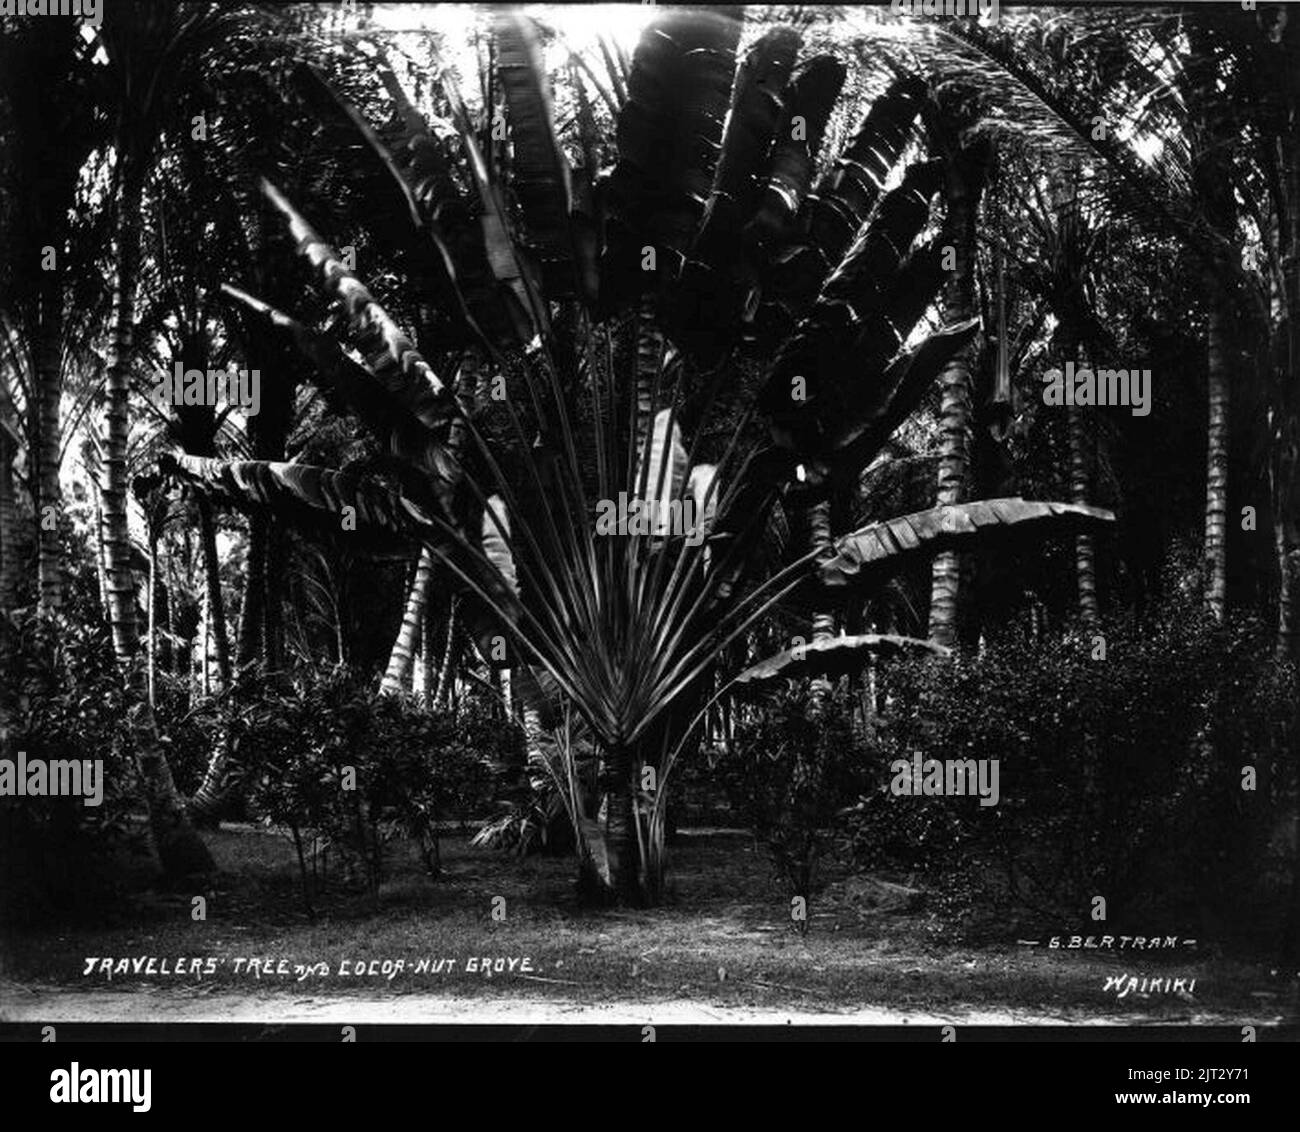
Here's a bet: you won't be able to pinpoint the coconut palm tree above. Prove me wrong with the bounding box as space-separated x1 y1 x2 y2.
86 0 259 878
0 18 100 616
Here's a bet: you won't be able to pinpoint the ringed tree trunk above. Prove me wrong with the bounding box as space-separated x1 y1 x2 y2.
0 384 17 757
0 380 20 614
1204 287 1230 623
235 513 266 669
195 490 232 688
433 595 459 709
1068 399 1100 628
927 142 985 648
189 491 241 825
100 169 213 879
381 545 436 695
1054 324 1100 629
805 492 836 707
34 271 64 615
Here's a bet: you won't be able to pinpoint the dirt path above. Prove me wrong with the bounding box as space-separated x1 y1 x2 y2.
0 983 1245 1027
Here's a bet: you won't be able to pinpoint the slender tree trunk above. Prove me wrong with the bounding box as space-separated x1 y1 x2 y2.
928 139 983 647
263 525 286 674
0 385 17 759
195 491 231 688
1276 522 1299 659
1068 401 1100 627
1204 291 1230 622
147 530 157 709
235 515 266 669
419 591 435 703
433 595 459 709
806 493 836 707
34 273 63 615
165 550 177 676
381 546 436 695
101 171 213 879
92 479 109 621
0 381 19 614
190 493 239 825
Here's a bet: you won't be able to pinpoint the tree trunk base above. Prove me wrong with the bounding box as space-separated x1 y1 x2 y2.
153 823 217 887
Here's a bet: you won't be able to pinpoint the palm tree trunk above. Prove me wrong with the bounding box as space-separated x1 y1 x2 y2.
1204 291 1230 622
147 530 157 709
0 384 17 758
195 490 231 688
381 546 436 695
806 493 836 707
925 132 982 647
1068 402 1100 627
101 170 213 879
1276 521 1299 659
92 479 109 621
433 595 459 709
264 524 286 674
235 514 266 669
601 743 640 904
0 381 19 614
927 150 980 648
419 592 435 703
190 492 239 825
34 273 63 615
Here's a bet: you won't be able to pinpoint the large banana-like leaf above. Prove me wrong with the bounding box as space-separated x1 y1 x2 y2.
158 453 442 551
290 62 480 343
762 158 946 455
441 73 545 341
820 499 1115 588
734 632 949 686
803 73 929 270
220 284 458 512
600 8 742 309
694 26 801 258
832 317 981 472
372 57 530 347
496 11 577 297
260 180 457 433
746 55 846 249
673 26 802 365
760 72 929 340
161 454 526 652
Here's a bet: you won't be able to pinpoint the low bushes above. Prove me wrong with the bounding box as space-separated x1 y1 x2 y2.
231 665 507 915
712 608 1297 946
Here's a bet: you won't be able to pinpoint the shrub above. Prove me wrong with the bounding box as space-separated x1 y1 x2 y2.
233 665 502 915
0 610 144 924
841 610 1299 945
717 685 865 929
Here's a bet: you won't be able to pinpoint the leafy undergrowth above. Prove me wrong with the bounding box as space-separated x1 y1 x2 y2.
0 828 1290 1021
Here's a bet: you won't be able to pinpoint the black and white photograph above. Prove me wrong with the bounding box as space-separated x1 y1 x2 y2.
0 0 1297 1080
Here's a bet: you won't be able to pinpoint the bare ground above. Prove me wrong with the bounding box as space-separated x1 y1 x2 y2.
2 827 1295 1027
